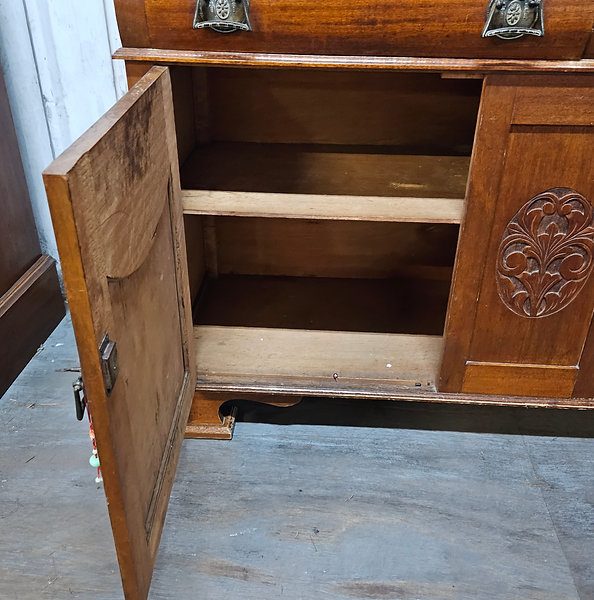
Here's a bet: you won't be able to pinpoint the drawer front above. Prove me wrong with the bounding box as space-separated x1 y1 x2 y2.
116 0 594 60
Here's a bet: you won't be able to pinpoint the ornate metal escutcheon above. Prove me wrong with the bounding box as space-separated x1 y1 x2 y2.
193 0 251 33
483 0 544 40
496 188 594 318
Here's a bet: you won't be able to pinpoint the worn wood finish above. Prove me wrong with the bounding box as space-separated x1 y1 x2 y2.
185 390 237 440
194 325 442 391
114 48 594 74
181 143 470 196
114 0 593 60
43 67 195 600
440 74 594 399
197 374 594 410
185 390 301 439
211 218 458 279
0 66 64 397
182 190 465 224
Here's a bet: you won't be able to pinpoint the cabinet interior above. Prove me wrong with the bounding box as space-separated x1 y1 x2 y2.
172 66 482 390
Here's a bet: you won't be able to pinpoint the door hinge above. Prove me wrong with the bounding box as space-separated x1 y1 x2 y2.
99 334 118 394
73 376 86 421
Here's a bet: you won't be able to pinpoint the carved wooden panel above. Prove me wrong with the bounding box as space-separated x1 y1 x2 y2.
496 187 594 318
440 75 594 399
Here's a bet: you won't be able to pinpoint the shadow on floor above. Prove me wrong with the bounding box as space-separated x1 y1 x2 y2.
226 397 594 438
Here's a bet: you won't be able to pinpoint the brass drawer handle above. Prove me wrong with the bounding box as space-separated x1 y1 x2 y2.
483 0 544 40
193 0 251 33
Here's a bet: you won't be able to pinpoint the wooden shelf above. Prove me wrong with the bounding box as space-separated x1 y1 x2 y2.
183 190 465 224
194 325 442 391
181 142 468 224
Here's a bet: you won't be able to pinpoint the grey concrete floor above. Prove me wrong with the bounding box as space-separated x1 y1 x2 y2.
1 316 594 599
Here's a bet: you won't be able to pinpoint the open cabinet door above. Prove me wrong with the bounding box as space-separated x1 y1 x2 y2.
43 67 195 600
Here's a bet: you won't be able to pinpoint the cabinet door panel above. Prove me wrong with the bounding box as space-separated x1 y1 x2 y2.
440 75 594 399
44 67 195 600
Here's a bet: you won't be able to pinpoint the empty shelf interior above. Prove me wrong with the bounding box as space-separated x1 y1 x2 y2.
194 325 442 390
195 274 450 335
181 143 469 223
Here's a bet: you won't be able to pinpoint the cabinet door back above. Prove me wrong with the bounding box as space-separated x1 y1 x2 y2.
44 67 195 600
440 74 594 399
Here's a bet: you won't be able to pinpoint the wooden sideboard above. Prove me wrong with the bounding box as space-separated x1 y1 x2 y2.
43 1 594 597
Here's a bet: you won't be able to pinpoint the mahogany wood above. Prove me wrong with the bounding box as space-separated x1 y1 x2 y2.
194 275 451 335
114 48 594 74
462 362 578 398
46 2 594 595
440 74 594 398
192 327 594 409
125 61 153 89
211 218 458 279
185 390 301 439
203 69 480 150
113 0 593 60
194 325 442 389
185 390 237 439
44 68 195 600
180 144 470 198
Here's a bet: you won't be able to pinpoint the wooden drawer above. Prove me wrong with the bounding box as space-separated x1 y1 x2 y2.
115 0 594 60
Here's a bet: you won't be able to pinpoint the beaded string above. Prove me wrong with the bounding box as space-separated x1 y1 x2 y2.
88 411 103 484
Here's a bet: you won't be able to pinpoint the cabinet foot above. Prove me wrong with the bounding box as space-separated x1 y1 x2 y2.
185 391 237 440
185 391 302 440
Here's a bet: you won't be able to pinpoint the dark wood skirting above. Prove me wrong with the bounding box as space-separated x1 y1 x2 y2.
0 255 65 397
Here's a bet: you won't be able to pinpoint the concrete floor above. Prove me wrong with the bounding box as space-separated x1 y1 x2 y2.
1 316 594 599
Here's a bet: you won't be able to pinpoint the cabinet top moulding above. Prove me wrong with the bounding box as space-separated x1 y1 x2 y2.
113 48 594 73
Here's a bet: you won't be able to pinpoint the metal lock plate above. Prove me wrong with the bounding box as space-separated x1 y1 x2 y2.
483 0 544 40
193 0 251 33
99 334 118 394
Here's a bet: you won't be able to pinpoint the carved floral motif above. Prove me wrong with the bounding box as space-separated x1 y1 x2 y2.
496 188 594 318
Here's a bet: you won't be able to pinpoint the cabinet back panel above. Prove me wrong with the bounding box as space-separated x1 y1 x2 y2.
195 274 450 335
205 69 481 153
213 218 458 279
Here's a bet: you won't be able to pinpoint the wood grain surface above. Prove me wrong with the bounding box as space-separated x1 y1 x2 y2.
181 144 470 197
440 74 594 400
43 67 195 600
114 0 593 60
115 47 594 73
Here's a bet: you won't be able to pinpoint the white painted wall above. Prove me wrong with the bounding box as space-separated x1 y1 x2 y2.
0 0 127 264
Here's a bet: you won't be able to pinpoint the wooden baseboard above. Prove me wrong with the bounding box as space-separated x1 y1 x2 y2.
0 255 65 397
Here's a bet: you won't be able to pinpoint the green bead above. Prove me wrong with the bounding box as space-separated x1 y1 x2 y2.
89 454 100 468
